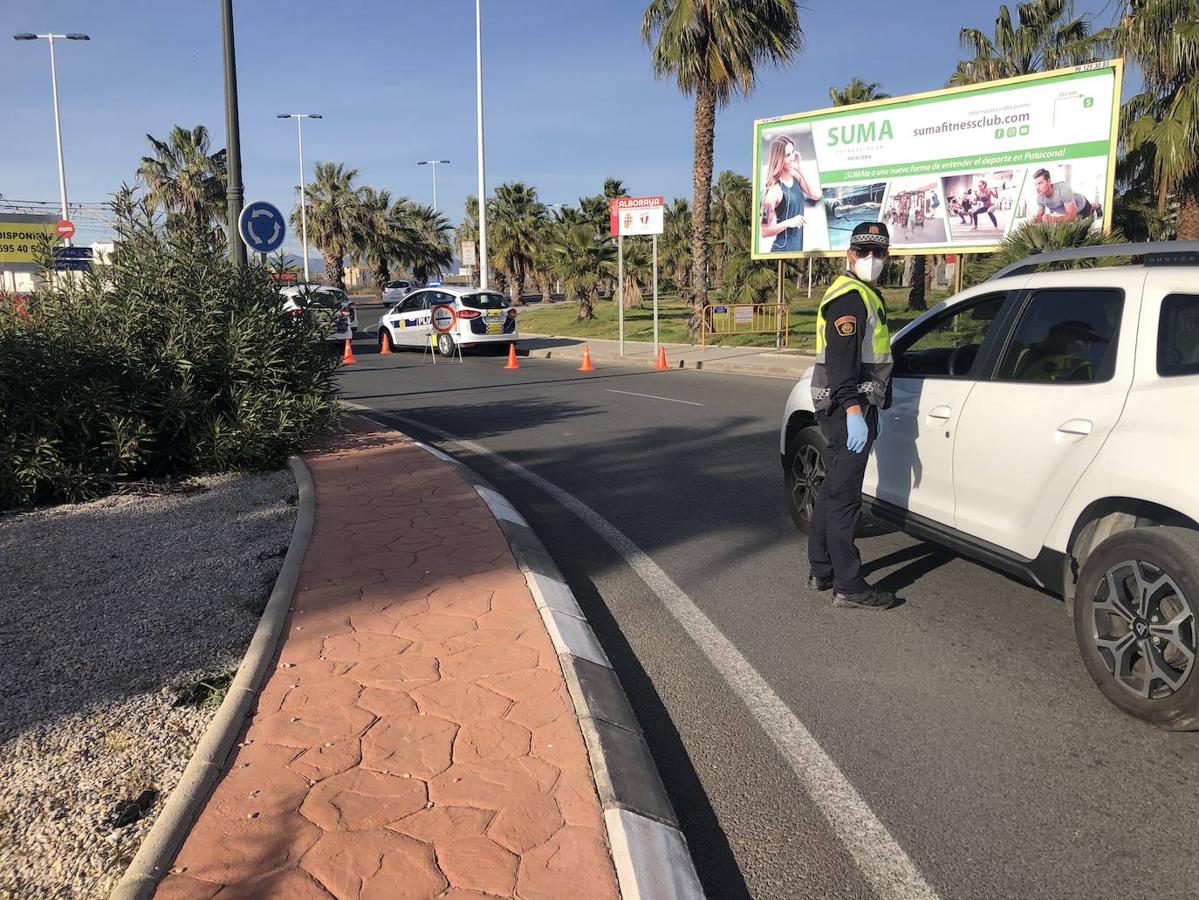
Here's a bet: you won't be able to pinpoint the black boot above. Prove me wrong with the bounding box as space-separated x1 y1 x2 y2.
832 586 896 610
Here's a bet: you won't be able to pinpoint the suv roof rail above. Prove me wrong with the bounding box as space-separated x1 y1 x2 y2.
988 240 1199 281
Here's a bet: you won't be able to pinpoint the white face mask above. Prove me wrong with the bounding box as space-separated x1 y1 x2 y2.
852 254 885 283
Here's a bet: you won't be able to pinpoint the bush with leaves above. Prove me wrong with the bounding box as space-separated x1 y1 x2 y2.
0 200 340 509
965 217 1129 286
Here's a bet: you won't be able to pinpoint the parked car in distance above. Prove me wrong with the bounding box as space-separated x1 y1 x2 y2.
381 280 413 306
280 284 358 342
780 242 1199 730
374 285 518 356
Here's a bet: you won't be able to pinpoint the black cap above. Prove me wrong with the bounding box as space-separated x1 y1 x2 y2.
849 221 890 250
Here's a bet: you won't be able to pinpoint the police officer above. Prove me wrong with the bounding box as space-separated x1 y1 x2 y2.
807 222 895 610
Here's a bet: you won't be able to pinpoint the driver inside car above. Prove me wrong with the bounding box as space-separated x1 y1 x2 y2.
1018 320 1106 382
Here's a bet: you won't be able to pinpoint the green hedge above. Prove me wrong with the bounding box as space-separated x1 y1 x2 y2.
0 223 340 509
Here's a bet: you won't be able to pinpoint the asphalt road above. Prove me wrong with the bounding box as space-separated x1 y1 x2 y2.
339 327 1199 900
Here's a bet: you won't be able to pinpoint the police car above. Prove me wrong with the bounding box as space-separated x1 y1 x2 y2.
780 241 1199 730
375 285 518 356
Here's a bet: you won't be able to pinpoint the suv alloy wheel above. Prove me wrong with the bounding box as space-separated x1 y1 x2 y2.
784 425 826 533
1074 527 1199 730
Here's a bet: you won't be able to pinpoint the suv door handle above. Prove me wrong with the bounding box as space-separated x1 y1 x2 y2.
928 405 953 420
1057 418 1093 436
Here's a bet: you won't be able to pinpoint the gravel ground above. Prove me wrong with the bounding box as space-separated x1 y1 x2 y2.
0 470 296 899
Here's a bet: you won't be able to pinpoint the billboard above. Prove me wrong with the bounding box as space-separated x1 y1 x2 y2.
609 196 665 236
0 214 57 273
752 60 1123 258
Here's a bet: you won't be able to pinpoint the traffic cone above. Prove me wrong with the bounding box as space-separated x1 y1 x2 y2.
654 345 668 370
379 330 392 354
578 345 595 372
341 337 357 365
504 343 520 369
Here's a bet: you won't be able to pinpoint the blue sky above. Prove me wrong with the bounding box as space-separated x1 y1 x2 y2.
2 0 1124 253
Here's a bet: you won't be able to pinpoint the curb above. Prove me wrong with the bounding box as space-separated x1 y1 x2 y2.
353 411 705 900
521 336 813 380
110 456 316 900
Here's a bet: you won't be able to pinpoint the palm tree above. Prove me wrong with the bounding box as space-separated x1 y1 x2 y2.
489 182 547 305
828 78 890 106
660 198 692 296
1116 0 1199 239
136 125 227 235
949 0 1106 86
402 203 454 284
603 178 627 200
643 0 803 336
551 224 616 320
709 171 752 292
971 219 1128 282
294 162 362 290
355 186 395 296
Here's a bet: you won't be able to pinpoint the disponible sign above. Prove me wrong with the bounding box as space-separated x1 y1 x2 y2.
752 60 1122 257
609 195 664 237
0 214 57 273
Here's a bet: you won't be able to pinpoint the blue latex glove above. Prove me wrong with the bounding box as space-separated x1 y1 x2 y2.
846 413 869 454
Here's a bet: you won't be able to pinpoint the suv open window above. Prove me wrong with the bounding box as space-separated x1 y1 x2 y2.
996 288 1123 384
892 293 1008 379
1158 294 1199 377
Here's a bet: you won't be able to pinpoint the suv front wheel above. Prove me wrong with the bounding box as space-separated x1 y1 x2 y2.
784 425 826 534
1074 526 1199 730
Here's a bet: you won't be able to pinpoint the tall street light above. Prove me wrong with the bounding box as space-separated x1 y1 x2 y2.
221 0 246 266
277 113 321 284
13 32 89 245
416 159 451 212
474 0 488 289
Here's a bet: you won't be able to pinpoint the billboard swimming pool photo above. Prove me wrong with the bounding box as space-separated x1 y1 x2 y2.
752 60 1123 258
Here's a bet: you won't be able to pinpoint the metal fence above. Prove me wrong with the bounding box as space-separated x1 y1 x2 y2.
700 302 788 348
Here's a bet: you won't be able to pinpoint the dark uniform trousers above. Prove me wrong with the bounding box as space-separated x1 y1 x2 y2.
807 405 879 594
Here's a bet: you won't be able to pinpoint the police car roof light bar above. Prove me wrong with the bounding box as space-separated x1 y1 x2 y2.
988 240 1199 282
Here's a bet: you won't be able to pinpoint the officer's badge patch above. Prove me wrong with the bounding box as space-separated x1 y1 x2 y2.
834 316 856 336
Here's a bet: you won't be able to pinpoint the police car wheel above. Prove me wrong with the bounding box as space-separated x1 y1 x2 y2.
437 333 455 356
784 425 826 534
1073 527 1199 731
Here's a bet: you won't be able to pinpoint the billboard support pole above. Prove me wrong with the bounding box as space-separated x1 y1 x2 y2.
807 257 813 299
617 234 624 356
776 260 784 349
652 233 659 353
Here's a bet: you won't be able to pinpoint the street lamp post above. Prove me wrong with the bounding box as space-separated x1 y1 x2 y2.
221 0 246 266
475 0 488 289
277 113 321 284
416 160 451 212
13 32 89 246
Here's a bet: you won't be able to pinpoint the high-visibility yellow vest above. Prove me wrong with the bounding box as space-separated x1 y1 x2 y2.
810 274 893 411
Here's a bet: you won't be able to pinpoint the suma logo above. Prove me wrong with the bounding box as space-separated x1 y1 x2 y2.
828 119 894 147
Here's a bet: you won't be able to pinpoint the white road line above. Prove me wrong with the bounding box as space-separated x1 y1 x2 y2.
606 389 704 406
366 409 941 900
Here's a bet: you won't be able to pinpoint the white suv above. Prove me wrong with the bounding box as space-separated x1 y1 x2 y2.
780 243 1199 729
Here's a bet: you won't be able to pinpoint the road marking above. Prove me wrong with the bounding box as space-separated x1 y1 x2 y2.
605 389 704 406
358 407 941 900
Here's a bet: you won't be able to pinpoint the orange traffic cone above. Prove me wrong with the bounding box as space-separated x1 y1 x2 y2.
654 345 669 370
341 337 357 365
577 345 595 372
504 343 520 369
379 330 392 354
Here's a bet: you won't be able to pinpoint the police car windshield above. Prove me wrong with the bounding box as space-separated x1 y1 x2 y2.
460 292 509 310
